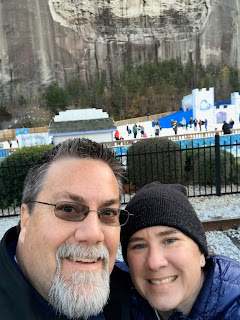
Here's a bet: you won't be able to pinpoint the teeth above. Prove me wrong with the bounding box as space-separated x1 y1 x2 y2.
149 276 177 285
68 256 98 263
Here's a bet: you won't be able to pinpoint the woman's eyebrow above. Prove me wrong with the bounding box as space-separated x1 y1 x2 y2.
157 229 180 237
129 229 180 243
128 237 145 244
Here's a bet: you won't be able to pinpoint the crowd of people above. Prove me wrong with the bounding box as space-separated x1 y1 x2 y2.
0 137 239 319
171 117 208 133
113 116 237 141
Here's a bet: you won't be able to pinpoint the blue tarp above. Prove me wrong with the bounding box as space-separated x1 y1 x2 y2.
153 109 193 128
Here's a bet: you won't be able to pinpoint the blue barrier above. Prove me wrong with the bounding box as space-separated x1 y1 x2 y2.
113 134 240 156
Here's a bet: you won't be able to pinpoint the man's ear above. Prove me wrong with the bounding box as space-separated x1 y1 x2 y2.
18 203 31 244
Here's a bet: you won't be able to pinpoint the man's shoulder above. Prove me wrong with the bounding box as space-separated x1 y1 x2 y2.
104 261 132 320
110 261 132 294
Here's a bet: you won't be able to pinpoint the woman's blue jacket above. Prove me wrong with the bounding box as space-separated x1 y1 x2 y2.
116 255 240 319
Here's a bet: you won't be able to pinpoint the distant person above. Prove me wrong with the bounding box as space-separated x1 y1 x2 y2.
181 117 186 129
194 118 198 131
126 125 131 136
173 123 178 135
170 119 174 127
140 126 145 137
229 118 234 129
132 124 138 139
154 124 160 137
189 116 193 128
115 130 120 140
222 121 231 134
198 119 202 131
204 118 208 131
7 140 12 148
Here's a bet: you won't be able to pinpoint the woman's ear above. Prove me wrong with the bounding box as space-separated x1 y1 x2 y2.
200 254 206 267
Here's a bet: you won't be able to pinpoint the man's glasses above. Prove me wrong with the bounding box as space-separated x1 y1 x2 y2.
28 200 132 226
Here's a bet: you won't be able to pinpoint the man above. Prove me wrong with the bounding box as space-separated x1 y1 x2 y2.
193 118 198 131
0 138 132 320
222 121 231 134
132 124 138 138
189 116 193 128
115 130 120 140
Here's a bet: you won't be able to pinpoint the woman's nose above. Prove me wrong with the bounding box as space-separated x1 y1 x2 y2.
146 248 168 271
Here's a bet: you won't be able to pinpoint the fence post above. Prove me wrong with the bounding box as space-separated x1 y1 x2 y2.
215 134 221 196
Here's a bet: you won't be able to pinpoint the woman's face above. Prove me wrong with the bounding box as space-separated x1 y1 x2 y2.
127 225 206 316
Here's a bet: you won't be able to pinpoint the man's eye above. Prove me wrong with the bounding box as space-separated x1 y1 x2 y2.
164 238 176 245
101 209 118 216
58 205 77 213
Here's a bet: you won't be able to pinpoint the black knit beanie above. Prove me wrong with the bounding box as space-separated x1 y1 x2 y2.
120 182 208 265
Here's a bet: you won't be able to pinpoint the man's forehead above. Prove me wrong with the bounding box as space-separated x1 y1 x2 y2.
47 157 113 174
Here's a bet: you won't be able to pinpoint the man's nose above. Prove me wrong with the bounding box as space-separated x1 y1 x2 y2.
74 211 105 245
146 247 168 271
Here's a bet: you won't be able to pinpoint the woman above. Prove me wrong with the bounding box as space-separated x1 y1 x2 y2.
120 182 240 319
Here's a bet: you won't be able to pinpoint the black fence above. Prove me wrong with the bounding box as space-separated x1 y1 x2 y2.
118 134 240 204
0 134 240 217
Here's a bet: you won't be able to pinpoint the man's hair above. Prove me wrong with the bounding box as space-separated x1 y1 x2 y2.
22 138 123 213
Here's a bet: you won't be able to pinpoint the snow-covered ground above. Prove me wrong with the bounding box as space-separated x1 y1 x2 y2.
116 120 238 141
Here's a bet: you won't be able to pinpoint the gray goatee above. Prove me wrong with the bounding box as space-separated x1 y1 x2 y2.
49 243 110 320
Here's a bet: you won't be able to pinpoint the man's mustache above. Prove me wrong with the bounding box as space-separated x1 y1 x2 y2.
56 243 109 262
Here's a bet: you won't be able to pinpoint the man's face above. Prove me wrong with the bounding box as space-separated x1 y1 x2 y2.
17 158 120 318
127 226 205 316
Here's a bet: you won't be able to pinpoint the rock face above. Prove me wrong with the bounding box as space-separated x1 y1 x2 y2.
0 0 240 97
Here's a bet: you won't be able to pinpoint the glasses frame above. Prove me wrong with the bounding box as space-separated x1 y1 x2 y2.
28 200 133 227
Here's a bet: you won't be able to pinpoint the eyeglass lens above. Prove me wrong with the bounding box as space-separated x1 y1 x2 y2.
54 201 129 226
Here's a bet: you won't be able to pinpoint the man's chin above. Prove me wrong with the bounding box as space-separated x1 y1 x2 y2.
49 269 110 319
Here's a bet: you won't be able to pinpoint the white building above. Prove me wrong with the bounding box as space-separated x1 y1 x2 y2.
49 108 117 145
182 87 240 127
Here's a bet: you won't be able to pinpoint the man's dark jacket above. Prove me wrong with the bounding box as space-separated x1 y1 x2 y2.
222 122 231 134
0 227 132 320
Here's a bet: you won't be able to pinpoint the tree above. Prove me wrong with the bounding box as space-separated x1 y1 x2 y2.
0 88 8 109
18 95 27 107
44 82 70 113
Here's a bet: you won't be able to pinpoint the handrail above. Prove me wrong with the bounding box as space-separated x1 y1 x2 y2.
103 128 240 148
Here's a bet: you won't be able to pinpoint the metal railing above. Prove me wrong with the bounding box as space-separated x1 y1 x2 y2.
117 134 240 203
0 134 240 217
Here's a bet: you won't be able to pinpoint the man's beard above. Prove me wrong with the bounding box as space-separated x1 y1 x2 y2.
49 243 110 320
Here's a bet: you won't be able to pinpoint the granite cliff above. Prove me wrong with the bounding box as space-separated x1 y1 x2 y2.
0 0 240 98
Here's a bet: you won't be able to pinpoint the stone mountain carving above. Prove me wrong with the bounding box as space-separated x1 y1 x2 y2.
0 0 239 98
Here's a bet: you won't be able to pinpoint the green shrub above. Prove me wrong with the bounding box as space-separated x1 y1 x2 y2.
0 145 53 208
188 148 236 185
127 138 185 188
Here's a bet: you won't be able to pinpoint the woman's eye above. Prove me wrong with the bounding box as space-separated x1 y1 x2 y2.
132 244 146 250
164 238 176 245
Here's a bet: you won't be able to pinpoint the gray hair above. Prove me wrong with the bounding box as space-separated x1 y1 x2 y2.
22 138 123 213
